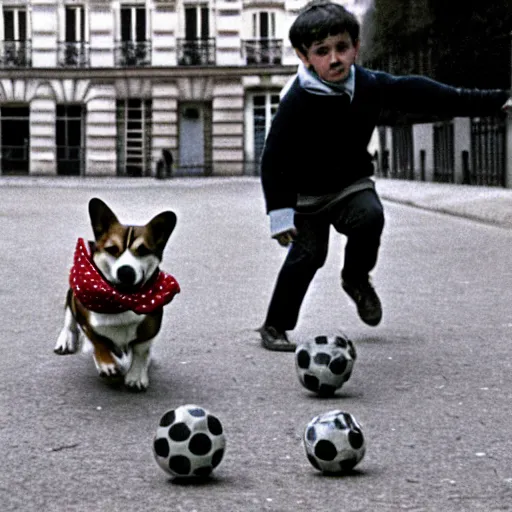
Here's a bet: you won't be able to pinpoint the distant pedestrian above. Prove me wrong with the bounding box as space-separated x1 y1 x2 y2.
155 149 174 179
162 149 174 178
259 0 511 351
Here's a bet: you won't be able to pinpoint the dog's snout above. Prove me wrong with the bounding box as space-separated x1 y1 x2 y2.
117 265 137 285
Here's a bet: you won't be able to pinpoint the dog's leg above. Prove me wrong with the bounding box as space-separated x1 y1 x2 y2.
91 341 123 380
124 339 153 391
54 306 81 355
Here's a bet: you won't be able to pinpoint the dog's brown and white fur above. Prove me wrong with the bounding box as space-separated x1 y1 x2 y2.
54 198 177 391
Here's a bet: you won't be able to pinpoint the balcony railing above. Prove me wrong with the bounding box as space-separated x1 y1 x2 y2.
114 41 151 67
0 40 31 68
57 41 90 68
177 38 215 66
243 39 282 65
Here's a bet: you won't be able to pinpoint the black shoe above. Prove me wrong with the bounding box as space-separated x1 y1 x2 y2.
342 277 382 326
258 325 296 352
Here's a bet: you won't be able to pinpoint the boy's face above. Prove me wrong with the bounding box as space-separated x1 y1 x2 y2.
297 31 359 83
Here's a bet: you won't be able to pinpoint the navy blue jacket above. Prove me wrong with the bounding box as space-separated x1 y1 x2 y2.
261 65 509 213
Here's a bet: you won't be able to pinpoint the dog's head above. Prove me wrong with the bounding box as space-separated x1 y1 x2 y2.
88 198 177 292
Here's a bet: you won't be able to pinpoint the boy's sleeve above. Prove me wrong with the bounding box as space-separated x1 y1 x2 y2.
269 208 295 237
260 98 299 214
375 71 509 118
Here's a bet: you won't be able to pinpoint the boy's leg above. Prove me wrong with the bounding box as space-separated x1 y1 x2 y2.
331 189 385 325
262 213 330 349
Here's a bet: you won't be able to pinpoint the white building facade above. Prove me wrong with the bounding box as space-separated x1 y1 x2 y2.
0 0 366 177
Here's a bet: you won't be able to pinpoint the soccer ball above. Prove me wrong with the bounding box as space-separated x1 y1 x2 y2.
153 404 226 479
303 410 366 474
295 335 357 396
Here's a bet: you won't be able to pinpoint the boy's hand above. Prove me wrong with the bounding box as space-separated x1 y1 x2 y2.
274 228 298 247
269 208 296 246
503 98 512 112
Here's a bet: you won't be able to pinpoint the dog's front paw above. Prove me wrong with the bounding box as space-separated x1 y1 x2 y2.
97 361 123 380
124 366 149 392
54 327 80 355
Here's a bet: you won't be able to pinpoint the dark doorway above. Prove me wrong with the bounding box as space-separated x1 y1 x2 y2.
1 105 29 174
56 104 84 175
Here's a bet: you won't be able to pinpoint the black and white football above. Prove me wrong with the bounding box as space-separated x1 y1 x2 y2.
295 335 357 396
304 410 365 474
153 404 226 479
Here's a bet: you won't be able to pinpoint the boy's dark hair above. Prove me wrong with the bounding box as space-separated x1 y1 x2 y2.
289 0 360 55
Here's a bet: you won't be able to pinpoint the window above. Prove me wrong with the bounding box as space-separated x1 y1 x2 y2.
66 7 85 42
178 5 214 65
185 5 209 40
246 12 281 65
2 7 29 67
117 5 150 66
252 12 275 39
3 8 26 41
121 6 146 42
253 93 279 159
61 7 88 67
246 93 279 174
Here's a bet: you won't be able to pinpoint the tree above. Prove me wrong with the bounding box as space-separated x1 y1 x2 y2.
361 0 511 89
429 0 511 88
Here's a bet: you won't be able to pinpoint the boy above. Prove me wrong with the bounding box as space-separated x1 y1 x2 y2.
259 0 511 351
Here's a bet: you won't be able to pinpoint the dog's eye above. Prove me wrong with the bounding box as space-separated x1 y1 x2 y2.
136 244 151 257
104 245 120 256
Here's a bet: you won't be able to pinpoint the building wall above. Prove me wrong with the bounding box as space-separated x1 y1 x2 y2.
413 123 434 181
0 0 366 176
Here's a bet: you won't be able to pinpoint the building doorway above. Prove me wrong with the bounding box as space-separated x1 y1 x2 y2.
116 99 152 176
1 105 29 174
244 92 279 175
178 102 212 175
56 104 85 175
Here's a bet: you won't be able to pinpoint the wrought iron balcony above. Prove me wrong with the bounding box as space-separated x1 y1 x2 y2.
243 39 282 65
0 40 32 68
177 38 215 66
57 41 90 68
114 41 151 67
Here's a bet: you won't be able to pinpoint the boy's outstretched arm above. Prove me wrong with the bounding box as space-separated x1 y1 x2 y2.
375 71 510 118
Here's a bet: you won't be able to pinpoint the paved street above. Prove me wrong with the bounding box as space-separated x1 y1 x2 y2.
2 177 512 512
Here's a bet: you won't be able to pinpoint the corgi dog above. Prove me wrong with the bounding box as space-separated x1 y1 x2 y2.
54 198 180 391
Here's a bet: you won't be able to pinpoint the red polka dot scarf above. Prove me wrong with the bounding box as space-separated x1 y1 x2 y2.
69 238 180 314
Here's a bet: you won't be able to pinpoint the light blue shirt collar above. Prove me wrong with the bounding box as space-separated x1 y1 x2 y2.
295 62 355 100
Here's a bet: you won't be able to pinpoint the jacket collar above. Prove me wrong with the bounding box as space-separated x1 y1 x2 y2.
282 62 355 100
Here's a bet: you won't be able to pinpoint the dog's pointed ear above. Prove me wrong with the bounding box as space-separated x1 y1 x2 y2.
88 198 119 240
147 211 177 252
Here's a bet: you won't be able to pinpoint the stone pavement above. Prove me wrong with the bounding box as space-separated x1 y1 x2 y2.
3 175 512 511
1 175 512 228
375 178 512 228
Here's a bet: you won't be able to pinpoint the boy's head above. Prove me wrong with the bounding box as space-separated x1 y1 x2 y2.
289 0 360 83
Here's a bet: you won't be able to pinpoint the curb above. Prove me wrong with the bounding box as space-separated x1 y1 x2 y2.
375 179 512 229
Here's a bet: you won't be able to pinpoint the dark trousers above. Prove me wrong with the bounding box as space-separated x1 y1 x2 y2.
264 189 385 331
